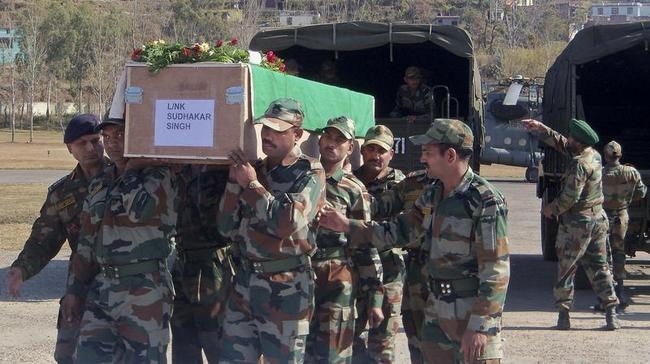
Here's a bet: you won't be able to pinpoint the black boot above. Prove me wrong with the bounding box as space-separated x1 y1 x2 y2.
605 306 621 330
615 279 629 311
556 309 570 330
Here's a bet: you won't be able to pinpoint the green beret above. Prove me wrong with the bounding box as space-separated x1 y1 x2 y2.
569 118 599 146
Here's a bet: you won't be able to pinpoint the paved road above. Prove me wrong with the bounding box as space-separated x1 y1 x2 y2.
1 181 649 363
0 169 69 184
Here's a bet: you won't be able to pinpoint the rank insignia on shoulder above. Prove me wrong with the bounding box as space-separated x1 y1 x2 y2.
88 183 103 197
55 196 76 211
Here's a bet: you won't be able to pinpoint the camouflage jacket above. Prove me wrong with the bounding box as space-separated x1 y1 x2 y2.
603 161 647 212
218 145 326 260
318 167 384 309
11 159 109 280
66 164 178 296
176 165 231 252
539 125 604 216
353 167 405 198
348 167 510 334
175 165 232 303
371 170 433 249
390 84 433 117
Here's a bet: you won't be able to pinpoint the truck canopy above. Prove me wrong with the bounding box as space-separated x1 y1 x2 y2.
543 21 650 171
249 21 484 170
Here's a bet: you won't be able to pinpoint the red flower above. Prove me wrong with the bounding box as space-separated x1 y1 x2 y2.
192 43 201 52
216 40 223 47
279 63 286 72
131 48 142 61
182 47 192 58
266 51 275 63
230 37 238 45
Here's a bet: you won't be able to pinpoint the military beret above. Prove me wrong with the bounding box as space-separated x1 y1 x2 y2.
409 118 473 150
63 114 100 143
604 140 622 157
569 118 599 146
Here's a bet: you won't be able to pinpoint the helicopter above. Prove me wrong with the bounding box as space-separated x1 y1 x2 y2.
480 75 544 182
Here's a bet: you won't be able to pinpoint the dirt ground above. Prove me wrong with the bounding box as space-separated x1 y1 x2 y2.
2 181 650 363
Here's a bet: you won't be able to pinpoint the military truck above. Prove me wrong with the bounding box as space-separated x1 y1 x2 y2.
249 21 484 173
538 21 650 261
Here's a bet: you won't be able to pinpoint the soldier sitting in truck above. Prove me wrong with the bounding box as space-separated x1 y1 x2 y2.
389 66 432 123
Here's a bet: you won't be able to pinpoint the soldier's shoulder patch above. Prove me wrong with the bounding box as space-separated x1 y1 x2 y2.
48 175 70 193
54 195 76 211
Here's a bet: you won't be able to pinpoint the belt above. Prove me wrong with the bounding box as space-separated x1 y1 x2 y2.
312 247 347 261
568 205 603 215
430 277 479 299
177 245 229 262
100 260 164 279
238 254 311 274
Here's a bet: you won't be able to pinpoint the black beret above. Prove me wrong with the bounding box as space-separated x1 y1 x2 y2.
63 114 100 143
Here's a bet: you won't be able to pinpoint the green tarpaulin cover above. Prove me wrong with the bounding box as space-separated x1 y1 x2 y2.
250 64 375 136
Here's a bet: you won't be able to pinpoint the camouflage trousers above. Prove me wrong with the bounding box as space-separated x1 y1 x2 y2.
554 211 618 310
305 258 356 364
421 293 503 364
353 249 405 364
218 264 314 364
606 210 629 280
401 251 430 364
171 252 233 363
54 297 82 364
75 270 173 364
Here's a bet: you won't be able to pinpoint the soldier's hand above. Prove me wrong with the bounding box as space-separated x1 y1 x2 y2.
319 205 351 233
522 118 544 132
460 329 488 363
6 267 24 298
542 205 554 219
228 148 257 188
61 294 82 325
368 307 385 328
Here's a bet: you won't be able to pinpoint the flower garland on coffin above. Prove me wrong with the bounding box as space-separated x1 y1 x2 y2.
131 38 285 73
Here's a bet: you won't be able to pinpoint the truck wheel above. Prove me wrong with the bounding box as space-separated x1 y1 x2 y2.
525 166 538 183
541 214 558 261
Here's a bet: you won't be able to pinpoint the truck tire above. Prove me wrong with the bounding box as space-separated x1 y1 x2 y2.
541 214 559 261
525 166 538 183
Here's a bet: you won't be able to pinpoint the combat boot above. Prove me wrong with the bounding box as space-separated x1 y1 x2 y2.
605 306 621 331
615 279 629 312
556 309 570 330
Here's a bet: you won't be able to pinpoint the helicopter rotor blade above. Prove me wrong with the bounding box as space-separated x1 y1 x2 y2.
503 83 523 106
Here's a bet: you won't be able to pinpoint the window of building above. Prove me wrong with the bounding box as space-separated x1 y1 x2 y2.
611 7 619 15
597 7 603 15
627 7 633 14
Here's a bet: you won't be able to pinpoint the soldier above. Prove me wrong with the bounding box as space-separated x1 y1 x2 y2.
602 140 646 310
62 115 179 362
305 116 384 364
172 164 233 363
522 118 620 330
353 125 405 363
320 118 510 364
217 98 326 363
5 114 106 364
372 169 434 364
389 66 432 123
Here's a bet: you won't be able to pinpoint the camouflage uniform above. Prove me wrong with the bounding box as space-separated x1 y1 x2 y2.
352 166 406 363
537 124 618 312
602 142 647 281
390 84 432 118
347 166 509 363
172 165 233 363
371 170 433 364
10 159 109 364
305 167 383 364
217 144 326 363
66 164 178 363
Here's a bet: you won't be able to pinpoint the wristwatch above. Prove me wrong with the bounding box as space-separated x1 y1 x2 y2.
248 180 263 189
